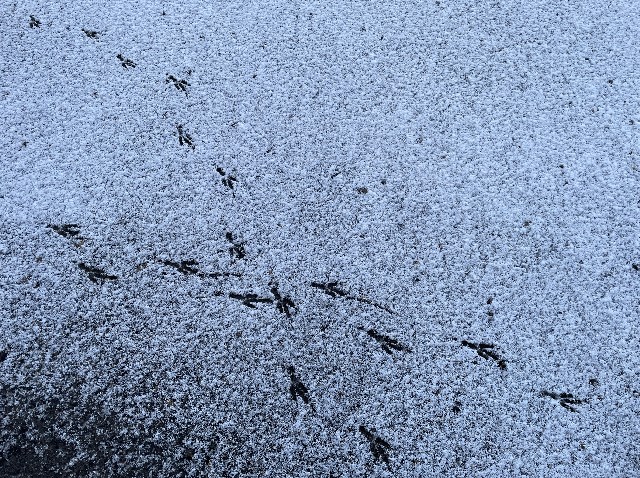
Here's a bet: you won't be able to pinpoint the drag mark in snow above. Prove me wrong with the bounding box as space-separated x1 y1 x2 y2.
160 259 199 275
228 292 273 309
310 281 395 314
358 327 411 354
351 295 395 314
310 281 348 298
157 258 241 278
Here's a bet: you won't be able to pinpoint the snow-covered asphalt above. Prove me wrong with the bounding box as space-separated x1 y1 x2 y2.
1 1 639 476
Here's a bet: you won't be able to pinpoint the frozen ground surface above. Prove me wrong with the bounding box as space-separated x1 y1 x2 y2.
1 1 639 476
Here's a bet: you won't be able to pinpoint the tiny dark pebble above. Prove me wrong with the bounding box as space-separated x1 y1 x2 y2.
183 447 195 460
589 378 599 386
0 350 7 362
608 79 613 84
632 264 639 271
381 179 387 185
487 297 493 305
357 187 368 194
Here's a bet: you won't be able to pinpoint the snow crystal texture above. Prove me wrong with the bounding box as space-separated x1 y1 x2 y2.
1 1 639 476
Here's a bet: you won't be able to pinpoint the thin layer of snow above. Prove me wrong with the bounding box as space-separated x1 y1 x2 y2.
1 1 639 476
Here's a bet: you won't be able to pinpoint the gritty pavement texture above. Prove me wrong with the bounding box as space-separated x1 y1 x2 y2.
1 1 639 476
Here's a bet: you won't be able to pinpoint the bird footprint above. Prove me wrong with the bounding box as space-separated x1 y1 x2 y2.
359 426 391 466
541 391 585 412
117 54 136 68
82 29 100 39
287 366 313 409
462 340 506 369
47 223 81 239
177 124 195 149
217 167 238 190
271 283 296 317
78 263 117 283
167 74 190 93
226 232 246 259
